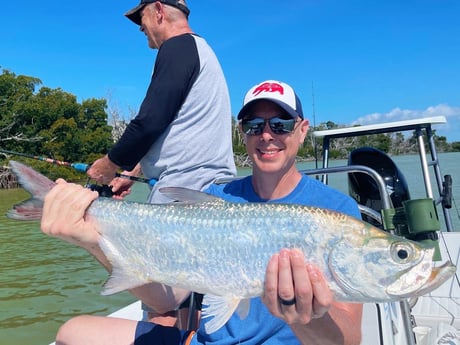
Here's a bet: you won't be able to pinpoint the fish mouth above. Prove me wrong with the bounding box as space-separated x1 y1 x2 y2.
402 261 456 297
386 249 457 298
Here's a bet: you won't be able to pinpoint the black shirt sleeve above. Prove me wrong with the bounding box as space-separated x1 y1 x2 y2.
108 34 199 171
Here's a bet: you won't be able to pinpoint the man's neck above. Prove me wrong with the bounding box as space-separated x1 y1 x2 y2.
162 23 193 42
252 167 302 200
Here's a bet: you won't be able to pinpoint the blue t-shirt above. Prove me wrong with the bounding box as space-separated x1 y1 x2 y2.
190 174 361 345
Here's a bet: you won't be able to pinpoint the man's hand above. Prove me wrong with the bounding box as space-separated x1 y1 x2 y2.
109 176 134 200
41 179 101 250
262 248 333 325
87 155 120 185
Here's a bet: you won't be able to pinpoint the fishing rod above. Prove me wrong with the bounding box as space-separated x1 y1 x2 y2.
0 149 156 186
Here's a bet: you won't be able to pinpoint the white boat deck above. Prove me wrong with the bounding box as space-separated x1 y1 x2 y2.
108 300 143 320
411 232 460 329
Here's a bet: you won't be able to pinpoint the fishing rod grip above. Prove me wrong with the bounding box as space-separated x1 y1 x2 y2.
135 175 157 186
115 172 157 186
71 163 90 172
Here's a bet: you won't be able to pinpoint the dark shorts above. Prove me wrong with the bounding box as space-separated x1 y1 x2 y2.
134 322 195 345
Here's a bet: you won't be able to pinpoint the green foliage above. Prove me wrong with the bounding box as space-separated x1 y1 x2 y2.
0 69 113 180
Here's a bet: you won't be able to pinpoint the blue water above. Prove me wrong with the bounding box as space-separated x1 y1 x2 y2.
0 152 458 344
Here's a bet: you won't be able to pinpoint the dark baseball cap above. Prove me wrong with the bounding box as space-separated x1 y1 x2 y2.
125 0 190 25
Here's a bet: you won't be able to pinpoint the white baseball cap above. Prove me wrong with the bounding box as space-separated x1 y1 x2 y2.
237 80 304 120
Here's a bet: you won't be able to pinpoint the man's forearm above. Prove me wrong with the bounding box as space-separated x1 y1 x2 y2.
290 303 362 345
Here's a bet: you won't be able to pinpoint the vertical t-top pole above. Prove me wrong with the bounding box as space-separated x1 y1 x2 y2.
415 128 434 198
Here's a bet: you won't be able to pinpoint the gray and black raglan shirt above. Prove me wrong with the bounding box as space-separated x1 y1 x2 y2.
108 34 236 202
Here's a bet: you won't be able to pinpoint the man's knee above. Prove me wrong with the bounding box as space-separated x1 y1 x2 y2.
56 315 93 344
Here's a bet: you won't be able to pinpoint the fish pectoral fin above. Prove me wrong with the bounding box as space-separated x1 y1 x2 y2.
201 295 244 334
158 187 220 204
101 266 149 295
99 238 150 295
235 298 250 320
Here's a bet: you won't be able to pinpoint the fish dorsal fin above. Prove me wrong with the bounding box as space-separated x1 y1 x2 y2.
201 294 246 333
159 187 220 203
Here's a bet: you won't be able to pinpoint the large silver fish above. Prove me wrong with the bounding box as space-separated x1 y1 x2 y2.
7 161 456 333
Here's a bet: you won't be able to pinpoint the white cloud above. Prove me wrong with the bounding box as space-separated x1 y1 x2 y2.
351 104 460 142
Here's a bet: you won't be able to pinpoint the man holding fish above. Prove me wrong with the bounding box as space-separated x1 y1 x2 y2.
40 80 363 344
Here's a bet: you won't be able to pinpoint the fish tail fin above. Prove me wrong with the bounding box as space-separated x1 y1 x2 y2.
7 161 56 220
201 295 249 333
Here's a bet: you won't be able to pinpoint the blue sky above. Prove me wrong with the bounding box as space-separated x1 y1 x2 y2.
2 0 460 141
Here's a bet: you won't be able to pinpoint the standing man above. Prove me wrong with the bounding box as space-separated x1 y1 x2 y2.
88 0 236 204
88 0 236 326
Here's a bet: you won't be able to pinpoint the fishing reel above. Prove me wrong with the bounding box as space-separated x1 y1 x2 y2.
85 183 114 198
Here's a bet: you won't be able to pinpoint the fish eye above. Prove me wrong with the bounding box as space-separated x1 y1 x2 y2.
391 242 415 263
397 248 409 260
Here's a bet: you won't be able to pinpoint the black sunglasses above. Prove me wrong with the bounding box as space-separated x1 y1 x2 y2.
241 116 298 136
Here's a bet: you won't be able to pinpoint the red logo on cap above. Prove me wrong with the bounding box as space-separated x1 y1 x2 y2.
253 82 284 96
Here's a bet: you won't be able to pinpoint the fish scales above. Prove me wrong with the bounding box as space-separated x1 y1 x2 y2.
89 197 366 298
